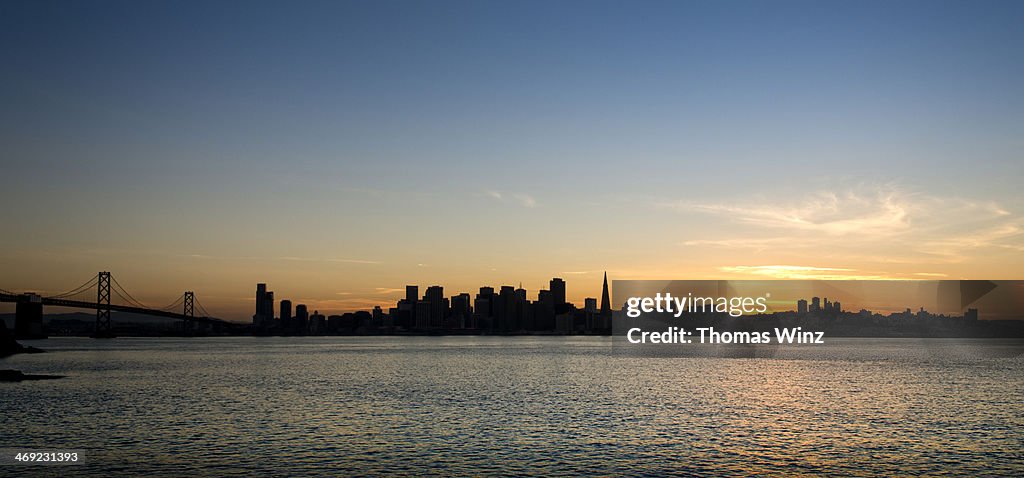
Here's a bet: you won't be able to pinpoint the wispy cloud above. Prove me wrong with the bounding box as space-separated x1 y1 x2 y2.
915 222 1024 259
173 253 382 264
720 265 900 280
277 256 382 265
681 237 821 251
665 186 912 236
484 190 539 208
667 183 1023 264
512 194 538 208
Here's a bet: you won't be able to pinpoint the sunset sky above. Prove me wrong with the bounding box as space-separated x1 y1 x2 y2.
2 1 1022 321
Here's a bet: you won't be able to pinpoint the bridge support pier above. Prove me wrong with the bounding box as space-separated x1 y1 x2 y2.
15 293 46 339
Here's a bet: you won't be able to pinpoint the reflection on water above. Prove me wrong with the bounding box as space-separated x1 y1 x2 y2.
1 337 1022 476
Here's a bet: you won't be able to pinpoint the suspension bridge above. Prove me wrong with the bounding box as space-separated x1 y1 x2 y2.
1 271 234 337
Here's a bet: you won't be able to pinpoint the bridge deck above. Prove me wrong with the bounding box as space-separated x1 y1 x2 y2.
0 293 229 325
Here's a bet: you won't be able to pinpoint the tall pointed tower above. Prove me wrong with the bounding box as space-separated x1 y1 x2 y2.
600 271 611 328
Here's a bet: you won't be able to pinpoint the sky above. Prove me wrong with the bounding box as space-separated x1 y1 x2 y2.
1 0 1022 321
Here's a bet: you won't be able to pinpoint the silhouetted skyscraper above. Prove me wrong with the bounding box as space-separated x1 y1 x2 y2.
600 271 611 325
584 297 599 332
496 286 516 332
280 299 293 327
550 278 566 307
309 310 325 334
405 285 419 325
254 283 275 327
415 300 431 328
295 304 309 333
393 301 414 329
474 286 494 329
797 299 808 314
514 285 529 331
254 283 265 325
425 285 446 328
451 293 471 328
535 289 555 331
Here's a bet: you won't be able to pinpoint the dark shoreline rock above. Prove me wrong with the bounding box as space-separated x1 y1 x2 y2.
1 322 45 358
0 344 45 358
0 369 64 382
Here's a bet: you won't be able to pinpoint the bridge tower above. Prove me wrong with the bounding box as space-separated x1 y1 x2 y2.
94 271 112 337
183 291 195 332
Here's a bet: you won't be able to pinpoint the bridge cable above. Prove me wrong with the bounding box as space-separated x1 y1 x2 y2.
55 280 97 298
47 276 98 298
193 296 214 318
109 287 144 309
110 283 148 309
49 280 98 300
109 274 150 309
158 294 186 312
46 275 99 299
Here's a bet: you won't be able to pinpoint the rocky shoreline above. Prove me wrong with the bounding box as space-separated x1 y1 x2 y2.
0 323 53 382
0 369 64 381
1 323 45 358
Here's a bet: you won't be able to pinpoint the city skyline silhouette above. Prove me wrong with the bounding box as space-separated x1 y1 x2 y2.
2 2 1022 476
5 272 1023 338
